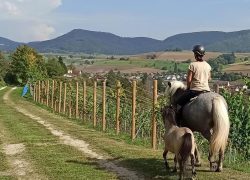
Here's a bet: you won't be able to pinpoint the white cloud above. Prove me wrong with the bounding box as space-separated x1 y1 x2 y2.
51 0 62 8
30 23 55 41
0 0 62 41
0 1 20 16
0 19 56 42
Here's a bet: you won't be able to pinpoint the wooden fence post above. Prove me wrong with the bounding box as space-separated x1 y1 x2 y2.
76 81 79 118
69 82 72 118
116 81 121 134
51 80 54 109
46 80 49 106
43 81 46 104
38 81 41 103
41 81 44 104
93 81 97 127
35 83 38 102
83 81 86 122
152 80 157 150
131 80 136 140
54 81 57 111
63 82 67 114
102 80 106 131
59 82 62 113
33 83 36 102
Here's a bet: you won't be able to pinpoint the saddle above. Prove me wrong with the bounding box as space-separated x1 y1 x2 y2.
175 90 209 126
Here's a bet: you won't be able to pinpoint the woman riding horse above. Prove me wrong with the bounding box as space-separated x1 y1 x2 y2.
166 45 230 172
175 45 211 123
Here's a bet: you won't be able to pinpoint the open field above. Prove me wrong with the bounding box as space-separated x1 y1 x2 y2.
224 61 250 75
42 51 250 74
75 59 190 74
76 64 166 74
131 51 222 61
0 87 249 179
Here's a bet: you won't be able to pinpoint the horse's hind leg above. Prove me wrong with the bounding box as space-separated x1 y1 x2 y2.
194 145 201 166
178 159 184 180
190 154 196 177
163 150 169 170
216 149 224 172
208 152 217 171
172 155 177 173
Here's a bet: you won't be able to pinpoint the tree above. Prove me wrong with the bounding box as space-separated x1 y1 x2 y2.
46 58 67 77
58 56 67 73
68 63 76 71
9 45 47 84
0 52 9 86
0 52 8 77
84 60 90 64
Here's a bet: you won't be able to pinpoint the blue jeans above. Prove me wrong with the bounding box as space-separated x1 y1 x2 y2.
176 90 205 106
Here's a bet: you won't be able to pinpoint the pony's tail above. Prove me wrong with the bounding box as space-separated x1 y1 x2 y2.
179 133 192 162
210 97 230 155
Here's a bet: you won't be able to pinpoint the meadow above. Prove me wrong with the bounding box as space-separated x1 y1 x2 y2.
44 51 250 75
0 86 249 179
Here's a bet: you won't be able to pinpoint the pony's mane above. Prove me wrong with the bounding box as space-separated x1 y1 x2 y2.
166 81 186 96
167 108 177 126
161 106 177 126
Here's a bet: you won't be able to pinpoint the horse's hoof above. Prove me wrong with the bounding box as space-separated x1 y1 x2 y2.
165 167 170 171
192 171 197 176
210 163 217 171
172 168 177 173
216 167 222 172
195 162 201 167
164 162 170 171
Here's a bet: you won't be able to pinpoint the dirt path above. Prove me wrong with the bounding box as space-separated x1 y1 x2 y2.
2 87 250 180
0 88 43 179
0 86 6 91
4 88 142 180
2 143 37 177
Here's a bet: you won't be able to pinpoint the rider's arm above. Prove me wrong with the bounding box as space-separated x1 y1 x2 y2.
208 71 211 81
187 69 193 90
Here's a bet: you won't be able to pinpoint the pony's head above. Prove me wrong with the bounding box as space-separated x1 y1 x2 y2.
165 81 186 96
161 105 177 126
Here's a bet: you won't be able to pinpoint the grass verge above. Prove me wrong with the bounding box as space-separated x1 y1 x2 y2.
0 88 117 180
9 87 250 179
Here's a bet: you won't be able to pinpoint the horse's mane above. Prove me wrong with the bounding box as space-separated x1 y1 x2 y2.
161 106 177 126
165 81 186 96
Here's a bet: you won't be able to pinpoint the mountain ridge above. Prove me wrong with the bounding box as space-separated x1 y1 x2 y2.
1 29 250 54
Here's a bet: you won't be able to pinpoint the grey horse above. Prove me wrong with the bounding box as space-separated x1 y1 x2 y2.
165 81 230 172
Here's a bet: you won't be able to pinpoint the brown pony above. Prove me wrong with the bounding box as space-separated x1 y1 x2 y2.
161 106 196 180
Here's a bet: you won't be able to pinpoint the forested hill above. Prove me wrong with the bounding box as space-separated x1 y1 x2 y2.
1 29 250 54
0 37 22 51
28 29 162 55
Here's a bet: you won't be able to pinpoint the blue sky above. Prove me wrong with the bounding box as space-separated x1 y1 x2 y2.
0 0 250 42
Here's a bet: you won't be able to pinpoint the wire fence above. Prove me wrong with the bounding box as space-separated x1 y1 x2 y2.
33 78 168 149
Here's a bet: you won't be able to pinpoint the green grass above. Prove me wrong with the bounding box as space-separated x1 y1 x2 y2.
27 144 116 180
0 88 117 180
94 59 189 72
0 88 14 180
1 87 249 179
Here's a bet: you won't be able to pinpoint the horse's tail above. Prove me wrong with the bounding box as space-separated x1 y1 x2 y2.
179 133 192 163
211 97 230 155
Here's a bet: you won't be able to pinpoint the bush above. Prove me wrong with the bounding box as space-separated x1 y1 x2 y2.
221 89 250 159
